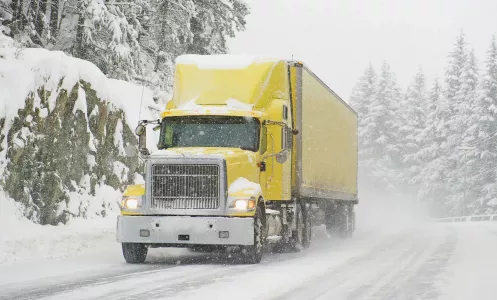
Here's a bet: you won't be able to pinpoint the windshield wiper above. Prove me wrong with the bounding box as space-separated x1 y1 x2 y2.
239 146 254 151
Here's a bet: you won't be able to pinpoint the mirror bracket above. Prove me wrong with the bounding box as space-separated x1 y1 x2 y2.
134 119 161 158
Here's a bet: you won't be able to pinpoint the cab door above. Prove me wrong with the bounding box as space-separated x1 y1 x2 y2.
280 105 292 200
261 104 292 201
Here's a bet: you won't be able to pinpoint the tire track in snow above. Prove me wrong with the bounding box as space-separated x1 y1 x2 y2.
270 232 417 300
8 244 316 300
107 231 381 300
368 226 457 300
272 226 453 300
0 227 397 300
1 252 236 300
65 247 321 300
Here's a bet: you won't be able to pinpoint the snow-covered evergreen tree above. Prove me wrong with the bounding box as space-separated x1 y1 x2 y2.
0 0 250 99
349 64 377 149
472 36 497 213
401 68 428 184
348 32 497 217
359 61 403 191
445 47 480 215
414 79 450 216
189 0 249 54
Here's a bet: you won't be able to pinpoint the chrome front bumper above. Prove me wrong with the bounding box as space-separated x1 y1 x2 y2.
117 215 254 246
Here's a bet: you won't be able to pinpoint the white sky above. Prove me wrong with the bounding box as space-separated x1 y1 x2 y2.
228 0 497 100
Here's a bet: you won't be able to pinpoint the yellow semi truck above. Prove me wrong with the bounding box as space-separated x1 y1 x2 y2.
117 55 358 264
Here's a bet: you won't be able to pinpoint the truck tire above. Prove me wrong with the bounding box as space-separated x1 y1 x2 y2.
338 204 354 238
302 202 312 249
122 243 148 263
286 202 308 252
240 205 265 264
325 205 339 235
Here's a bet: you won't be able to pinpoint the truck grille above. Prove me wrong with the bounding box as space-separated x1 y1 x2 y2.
151 164 220 209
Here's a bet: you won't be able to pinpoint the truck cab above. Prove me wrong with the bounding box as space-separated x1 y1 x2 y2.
117 55 358 264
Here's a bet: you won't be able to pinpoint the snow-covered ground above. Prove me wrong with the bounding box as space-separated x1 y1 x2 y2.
1 194 496 300
2 221 496 300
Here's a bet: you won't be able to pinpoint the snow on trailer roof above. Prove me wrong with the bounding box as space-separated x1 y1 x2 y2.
175 54 285 70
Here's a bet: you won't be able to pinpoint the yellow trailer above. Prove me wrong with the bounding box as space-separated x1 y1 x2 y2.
117 55 358 264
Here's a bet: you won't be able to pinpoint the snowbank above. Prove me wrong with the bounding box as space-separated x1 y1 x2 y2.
0 33 164 262
0 188 119 264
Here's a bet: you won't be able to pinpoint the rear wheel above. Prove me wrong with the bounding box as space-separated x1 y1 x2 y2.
325 205 339 235
302 202 312 248
288 201 311 251
338 204 355 238
122 243 148 263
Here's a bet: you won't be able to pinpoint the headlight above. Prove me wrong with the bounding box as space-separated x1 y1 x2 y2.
229 197 256 210
121 197 142 209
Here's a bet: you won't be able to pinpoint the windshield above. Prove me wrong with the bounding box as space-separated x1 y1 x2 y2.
160 116 260 151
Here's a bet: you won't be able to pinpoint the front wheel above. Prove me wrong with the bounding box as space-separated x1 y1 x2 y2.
239 205 266 264
122 243 148 263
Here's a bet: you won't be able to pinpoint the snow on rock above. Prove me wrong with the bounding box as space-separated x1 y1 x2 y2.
113 161 130 182
114 118 125 155
228 177 261 195
0 33 162 225
74 85 88 115
175 54 280 70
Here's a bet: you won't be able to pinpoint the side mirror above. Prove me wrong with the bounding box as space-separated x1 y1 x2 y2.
135 124 148 157
135 124 146 136
276 150 288 164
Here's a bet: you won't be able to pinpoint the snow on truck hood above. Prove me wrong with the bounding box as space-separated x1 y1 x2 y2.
150 147 256 162
228 177 261 195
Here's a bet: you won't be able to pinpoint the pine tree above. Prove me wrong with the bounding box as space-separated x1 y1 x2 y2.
445 47 480 215
59 0 142 80
350 64 376 122
188 0 249 54
474 36 497 213
415 79 449 216
349 64 378 190
439 32 470 215
34 0 47 42
401 68 428 187
360 61 403 191
49 0 59 42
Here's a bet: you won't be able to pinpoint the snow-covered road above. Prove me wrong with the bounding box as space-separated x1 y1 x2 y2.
1 222 496 300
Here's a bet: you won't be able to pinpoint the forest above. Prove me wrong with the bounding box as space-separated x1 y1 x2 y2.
350 33 497 217
0 0 249 101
